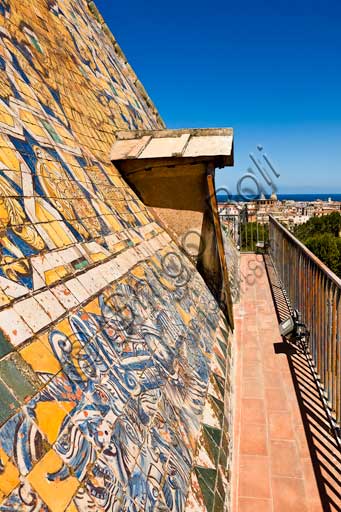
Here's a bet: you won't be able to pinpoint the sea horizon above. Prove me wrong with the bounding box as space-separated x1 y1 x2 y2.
217 193 341 203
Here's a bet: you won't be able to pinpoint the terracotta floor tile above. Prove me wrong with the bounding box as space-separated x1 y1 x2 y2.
242 378 264 399
301 459 322 508
233 256 339 512
239 455 271 499
264 370 283 389
243 362 263 380
240 423 268 456
294 425 311 458
243 348 262 362
269 412 294 440
272 477 308 512
270 440 302 478
265 388 289 412
238 497 272 512
241 398 266 424
289 399 304 425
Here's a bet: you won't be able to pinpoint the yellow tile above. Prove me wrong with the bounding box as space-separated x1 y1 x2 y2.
0 142 21 171
131 266 145 279
53 319 74 339
20 338 61 377
0 111 14 127
0 448 20 496
0 290 10 308
28 450 79 512
88 251 107 263
84 298 101 316
19 109 37 124
176 304 192 325
34 400 74 444
45 266 70 286
65 501 78 512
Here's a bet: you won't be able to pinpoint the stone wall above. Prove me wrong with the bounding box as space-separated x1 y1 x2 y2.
0 1 233 510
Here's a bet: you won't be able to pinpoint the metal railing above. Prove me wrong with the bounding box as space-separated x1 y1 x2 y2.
269 216 341 426
239 221 269 253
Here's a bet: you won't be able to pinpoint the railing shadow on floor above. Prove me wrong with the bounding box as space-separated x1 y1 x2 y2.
264 254 341 512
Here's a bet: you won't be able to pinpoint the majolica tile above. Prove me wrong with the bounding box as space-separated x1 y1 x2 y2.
194 467 217 512
84 464 125 510
51 283 80 310
213 491 225 512
13 297 52 334
0 479 49 511
0 379 19 426
196 425 222 469
201 396 222 430
54 422 97 481
35 290 66 321
0 308 33 347
0 329 12 359
27 449 80 512
70 486 98 512
207 373 224 401
217 338 227 358
24 375 81 444
0 446 20 499
185 471 207 512
19 336 62 383
0 411 49 476
0 2 235 510
0 352 40 402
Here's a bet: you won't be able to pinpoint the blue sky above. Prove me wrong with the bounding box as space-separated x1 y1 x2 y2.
95 0 341 194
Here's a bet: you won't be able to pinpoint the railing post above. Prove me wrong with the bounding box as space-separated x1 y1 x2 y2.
268 215 341 428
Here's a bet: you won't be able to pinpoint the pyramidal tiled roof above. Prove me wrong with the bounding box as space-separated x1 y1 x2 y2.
0 0 233 510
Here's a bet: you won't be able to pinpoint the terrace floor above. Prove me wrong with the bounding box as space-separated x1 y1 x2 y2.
232 254 341 512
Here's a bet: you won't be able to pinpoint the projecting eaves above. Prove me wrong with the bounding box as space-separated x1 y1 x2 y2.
111 127 235 329
111 127 234 166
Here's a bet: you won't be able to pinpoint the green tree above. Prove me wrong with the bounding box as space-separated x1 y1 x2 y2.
294 212 341 240
293 213 341 278
305 233 340 276
240 222 268 252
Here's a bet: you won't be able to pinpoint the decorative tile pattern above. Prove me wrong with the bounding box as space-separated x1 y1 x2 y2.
0 0 233 510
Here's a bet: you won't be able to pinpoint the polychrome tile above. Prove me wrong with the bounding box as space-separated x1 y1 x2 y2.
0 411 49 476
13 297 51 333
64 278 90 304
24 377 81 444
69 486 97 511
0 308 33 347
0 447 20 498
27 449 80 512
51 284 80 310
34 290 66 321
185 471 207 512
194 467 217 512
0 2 234 508
54 422 97 481
0 480 49 511
0 379 19 426
19 336 62 383
0 352 39 402
0 329 12 359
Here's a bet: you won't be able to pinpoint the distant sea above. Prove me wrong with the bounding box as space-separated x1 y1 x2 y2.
217 194 341 203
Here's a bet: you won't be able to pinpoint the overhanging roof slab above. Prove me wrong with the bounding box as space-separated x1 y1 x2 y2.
111 128 234 167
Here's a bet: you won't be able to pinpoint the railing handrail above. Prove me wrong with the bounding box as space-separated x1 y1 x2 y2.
269 215 341 289
269 215 341 428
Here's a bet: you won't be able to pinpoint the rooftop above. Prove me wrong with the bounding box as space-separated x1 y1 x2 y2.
232 254 341 512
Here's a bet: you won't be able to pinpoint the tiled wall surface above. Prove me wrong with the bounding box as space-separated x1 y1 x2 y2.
0 0 233 510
